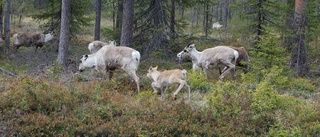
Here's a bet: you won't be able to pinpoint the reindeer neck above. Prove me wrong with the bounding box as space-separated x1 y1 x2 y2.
151 71 161 81
189 48 202 63
84 55 97 68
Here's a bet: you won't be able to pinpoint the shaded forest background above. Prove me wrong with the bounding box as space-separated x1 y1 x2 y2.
0 0 319 136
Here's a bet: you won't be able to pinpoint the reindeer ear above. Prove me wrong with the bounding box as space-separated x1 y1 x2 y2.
189 44 195 48
84 55 88 60
154 66 158 70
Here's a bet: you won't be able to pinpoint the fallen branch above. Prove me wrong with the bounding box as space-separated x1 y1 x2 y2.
0 67 17 77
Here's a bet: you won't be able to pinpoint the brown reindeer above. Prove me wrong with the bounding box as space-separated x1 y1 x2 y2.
12 32 54 53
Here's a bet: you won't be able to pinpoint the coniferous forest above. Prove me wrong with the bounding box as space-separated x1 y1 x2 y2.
0 0 319 136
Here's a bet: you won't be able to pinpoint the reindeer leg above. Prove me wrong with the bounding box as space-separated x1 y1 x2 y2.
221 66 229 74
108 72 114 80
102 71 107 80
128 71 140 93
184 83 191 101
231 66 236 80
173 80 186 100
161 86 168 100
35 46 38 54
151 82 159 93
219 63 235 80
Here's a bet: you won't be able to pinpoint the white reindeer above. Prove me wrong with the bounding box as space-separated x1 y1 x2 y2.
88 40 117 53
79 45 140 92
179 45 251 74
212 22 223 29
147 66 190 100
177 44 239 80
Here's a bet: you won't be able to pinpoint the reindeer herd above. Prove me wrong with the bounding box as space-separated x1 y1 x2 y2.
10 30 249 101
79 40 250 101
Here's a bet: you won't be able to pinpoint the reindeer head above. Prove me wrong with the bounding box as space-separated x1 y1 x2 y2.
109 40 117 46
146 66 158 79
44 31 55 42
177 43 196 60
79 54 95 72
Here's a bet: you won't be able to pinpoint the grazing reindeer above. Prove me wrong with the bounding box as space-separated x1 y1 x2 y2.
177 44 239 80
79 46 140 92
147 66 190 100
88 40 117 53
12 32 54 53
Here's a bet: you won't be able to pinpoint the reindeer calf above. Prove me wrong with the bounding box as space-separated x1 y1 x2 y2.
147 66 190 100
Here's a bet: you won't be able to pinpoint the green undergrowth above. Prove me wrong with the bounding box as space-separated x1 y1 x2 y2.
1 64 319 136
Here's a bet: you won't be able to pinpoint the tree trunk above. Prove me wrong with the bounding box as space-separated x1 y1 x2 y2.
204 4 209 38
112 0 115 29
219 0 223 21
284 0 295 49
141 0 167 56
116 0 123 29
58 0 71 68
180 4 184 19
290 0 308 76
0 2 3 37
152 0 165 46
170 0 175 40
94 0 101 40
191 7 194 27
120 0 134 47
196 4 199 27
4 0 10 53
223 0 229 27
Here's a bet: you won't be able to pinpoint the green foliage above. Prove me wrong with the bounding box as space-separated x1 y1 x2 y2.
187 70 212 91
45 60 63 80
1 0 320 136
243 32 317 97
269 122 302 137
101 28 121 42
305 0 320 42
253 33 289 69
1 59 319 136
0 60 28 75
250 68 287 114
246 32 289 84
233 0 283 40
32 0 93 35
204 65 319 136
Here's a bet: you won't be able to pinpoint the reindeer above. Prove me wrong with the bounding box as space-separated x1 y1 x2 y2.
177 44 239 80
12 32 54 53
79 45 140 92
147 66 190 100
88 40 117 53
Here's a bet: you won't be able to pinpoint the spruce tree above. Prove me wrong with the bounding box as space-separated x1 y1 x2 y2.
32 0 92 36
235 0 282 44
